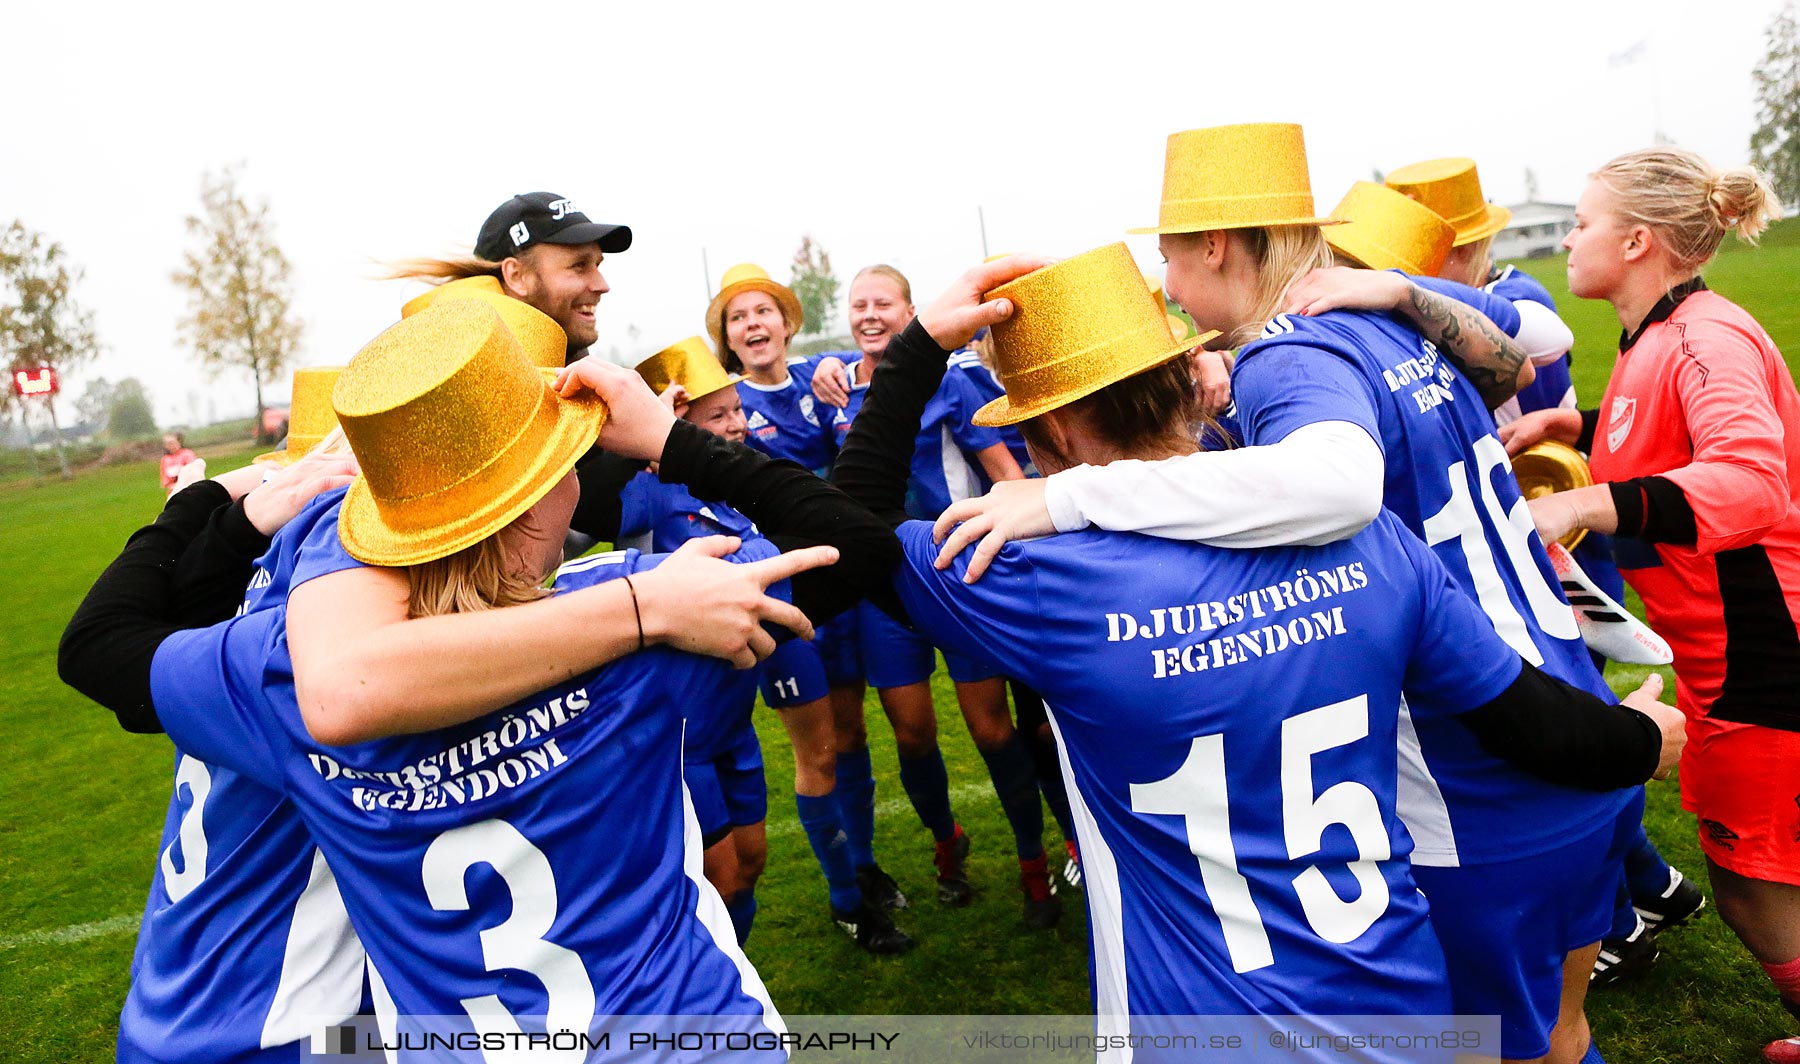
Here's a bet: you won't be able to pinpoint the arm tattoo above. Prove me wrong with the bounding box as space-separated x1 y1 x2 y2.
1404 284 1529 409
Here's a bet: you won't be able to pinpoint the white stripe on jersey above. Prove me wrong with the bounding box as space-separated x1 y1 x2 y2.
677 733 785 1037
1482 264 1516 292
939 425 984 507
260 848 366 1048
1393 699 1460 868
556 550 628 578
1045 707 1133 1064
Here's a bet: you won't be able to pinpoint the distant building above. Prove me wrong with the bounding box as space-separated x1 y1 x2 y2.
1493 201 1577 261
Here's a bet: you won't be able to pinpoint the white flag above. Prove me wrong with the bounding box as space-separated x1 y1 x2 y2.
1609 39 1649 67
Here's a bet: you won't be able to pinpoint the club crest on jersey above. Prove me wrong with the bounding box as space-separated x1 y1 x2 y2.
799 394 818 426
1608 397 1636 451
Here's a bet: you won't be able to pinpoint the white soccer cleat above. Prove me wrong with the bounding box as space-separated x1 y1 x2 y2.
1545 542 1673 665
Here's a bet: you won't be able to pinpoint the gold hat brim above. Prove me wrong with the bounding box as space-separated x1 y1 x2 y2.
1510 440 1592 551
336 368 605 567
1126 217 1344 236
972 329 1220 427
253 434 328 467
1451 203 1512 246
706 277 804 348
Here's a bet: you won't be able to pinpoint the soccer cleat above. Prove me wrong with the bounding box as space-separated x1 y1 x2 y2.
934 824 973 907
1545 542 1673 664
1763 1037 1800 1064
1020 854 1062 930
1635 867 1706 934
1061 839 1083 890
856 863 909 911
1591 916 1659 986
831 902 917 955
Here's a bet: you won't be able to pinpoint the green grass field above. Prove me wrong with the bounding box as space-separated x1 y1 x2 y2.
1 224 1796 1061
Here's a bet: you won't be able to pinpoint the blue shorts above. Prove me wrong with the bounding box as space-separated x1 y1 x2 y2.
684 725 767 845
820 600 1000 688
1413 788 1641 1058
759 635 829 708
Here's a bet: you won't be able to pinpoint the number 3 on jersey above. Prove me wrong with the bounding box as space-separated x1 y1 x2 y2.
422 819 595 1062
1130 695 1390 974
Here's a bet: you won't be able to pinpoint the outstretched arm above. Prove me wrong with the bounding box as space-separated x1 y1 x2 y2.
557 356 901 622
1284 267 1535 408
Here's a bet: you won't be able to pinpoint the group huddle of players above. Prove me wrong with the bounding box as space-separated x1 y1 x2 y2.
58 120 1800 1064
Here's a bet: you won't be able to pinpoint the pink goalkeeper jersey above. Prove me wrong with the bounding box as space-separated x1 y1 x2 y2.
1590 286 1800 732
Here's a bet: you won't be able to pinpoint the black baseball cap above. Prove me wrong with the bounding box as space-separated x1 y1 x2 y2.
474 192 632 261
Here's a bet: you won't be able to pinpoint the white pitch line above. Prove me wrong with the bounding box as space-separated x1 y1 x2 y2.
0 913 138 951
7 781 1008 950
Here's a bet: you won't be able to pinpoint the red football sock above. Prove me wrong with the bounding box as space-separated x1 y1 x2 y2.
1762 954 1800 1015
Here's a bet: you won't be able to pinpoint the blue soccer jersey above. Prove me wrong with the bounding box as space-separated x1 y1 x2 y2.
830 355 1009 520
148 503 785 1053
737 356 840 475
1231 303 1628 865
614 471 799 746
1484 265 1624 599
894 512 1518 1042
122 489 367 1064
952 350 1034 473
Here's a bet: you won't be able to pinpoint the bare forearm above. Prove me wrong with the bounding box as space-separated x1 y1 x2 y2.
298 580 642 744
1397 283 1534 409
977 443 1025 483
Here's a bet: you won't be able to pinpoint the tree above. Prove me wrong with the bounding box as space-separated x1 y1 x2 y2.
1751 1 1800 207
74 376 115 430
1 220 101 477
172 166 302 443
789 235 839 337
106 378 158 439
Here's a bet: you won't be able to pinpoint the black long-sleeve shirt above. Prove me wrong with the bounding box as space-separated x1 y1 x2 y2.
831 319 1662 790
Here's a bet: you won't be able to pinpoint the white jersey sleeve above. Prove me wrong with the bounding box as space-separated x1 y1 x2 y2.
1043 420 1384 547
1510 299 1575 367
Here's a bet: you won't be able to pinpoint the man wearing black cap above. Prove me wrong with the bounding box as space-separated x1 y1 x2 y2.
474 192 632 364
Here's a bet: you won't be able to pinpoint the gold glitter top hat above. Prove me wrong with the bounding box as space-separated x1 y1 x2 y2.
399 275 570 369
706 263 804 354
255 366 345 466
1143 274 1193 341
333 299 605 567
1384 158 1511 247
973 243 1221 427
1510 441 1593 550
1127 123 1341 235
635 336 736 403
1325 182 1456 277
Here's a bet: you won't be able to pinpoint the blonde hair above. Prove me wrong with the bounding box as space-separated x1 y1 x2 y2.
381 256 505 283
1230 225 1336 347
851 264 913 305
1592 148 1781 274
303 426 352 458
405 534 551 619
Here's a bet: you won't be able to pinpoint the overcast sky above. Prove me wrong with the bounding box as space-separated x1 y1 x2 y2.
2 0 1786 426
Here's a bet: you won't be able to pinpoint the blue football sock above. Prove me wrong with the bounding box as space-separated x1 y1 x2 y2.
897 747 956 842
725 890 757 946
1621 812 1676 904
979 734 1044 861
834 747 877 871
1580 1037 1605 1064
796 793 863 914
1608 872 1640 940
